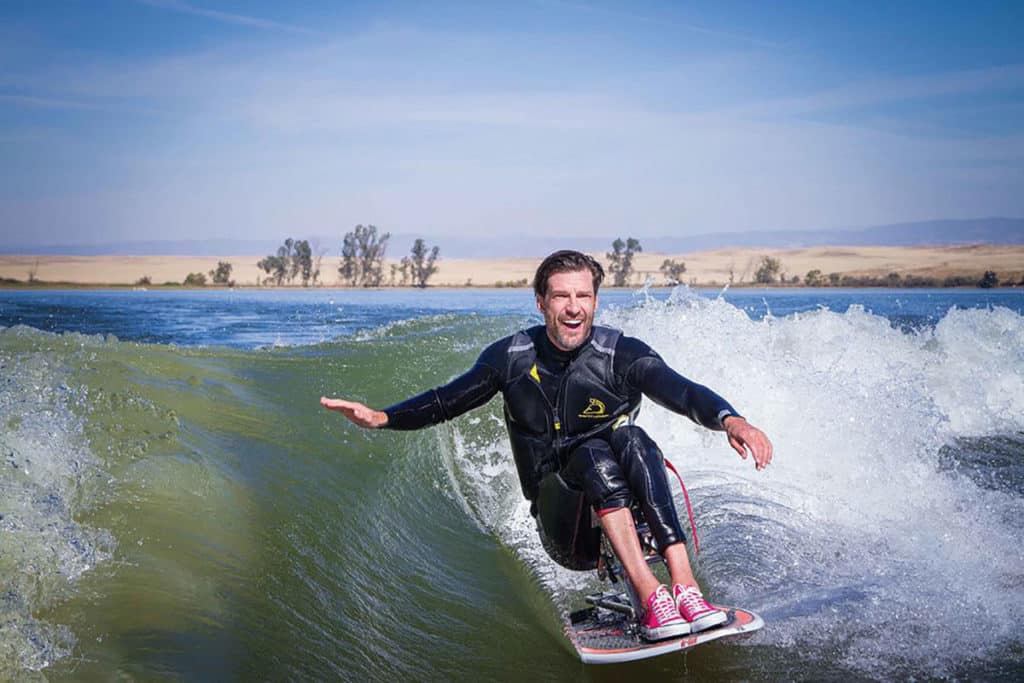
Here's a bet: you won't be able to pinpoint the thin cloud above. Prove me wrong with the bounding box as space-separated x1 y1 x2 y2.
717 63 1024 124
137 0 319 36
0 93 100 110
538 0 783 49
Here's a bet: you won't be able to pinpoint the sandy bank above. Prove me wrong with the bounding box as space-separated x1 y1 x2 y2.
1 245 1022 287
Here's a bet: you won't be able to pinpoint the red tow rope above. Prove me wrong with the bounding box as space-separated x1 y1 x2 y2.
664 456 700 554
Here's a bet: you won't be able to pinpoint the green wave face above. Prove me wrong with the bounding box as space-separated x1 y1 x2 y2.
2 314 561 681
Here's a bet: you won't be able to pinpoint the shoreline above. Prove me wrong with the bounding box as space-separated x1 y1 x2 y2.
1 244 1022 289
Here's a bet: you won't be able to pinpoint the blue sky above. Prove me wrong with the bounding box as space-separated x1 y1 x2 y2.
1 0 1022 247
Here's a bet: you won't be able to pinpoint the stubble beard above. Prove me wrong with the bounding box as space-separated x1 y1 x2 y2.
550 318 589 352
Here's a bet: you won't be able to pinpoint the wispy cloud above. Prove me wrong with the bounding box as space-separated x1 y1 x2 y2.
728 63 1024 120
0 93 100 110
137 0 319 36
538 0 783 49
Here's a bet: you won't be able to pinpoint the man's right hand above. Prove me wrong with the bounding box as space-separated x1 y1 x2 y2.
320 397 389 429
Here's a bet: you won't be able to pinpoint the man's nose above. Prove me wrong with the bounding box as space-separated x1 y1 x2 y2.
566 294 581 313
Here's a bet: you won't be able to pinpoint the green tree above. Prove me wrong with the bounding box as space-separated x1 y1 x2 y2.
980 271 999 288
404 239 440 288
390 260 411 286
259 240 288 286
339 224 390 286
183 272 207 286
828 272 841 286
754 256 782 284
209 261 234 285
290 239 317 286
608 237 642 286
256 238 317 287
659 258 686 284
804 269 824 287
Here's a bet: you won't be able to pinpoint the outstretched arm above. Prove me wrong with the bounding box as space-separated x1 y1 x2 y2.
321 343 504 431
618 338 773 471
723 415 773 471
319 397 389 429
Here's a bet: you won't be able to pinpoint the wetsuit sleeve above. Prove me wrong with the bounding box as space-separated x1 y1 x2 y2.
617 337 741 430
382 339 506 430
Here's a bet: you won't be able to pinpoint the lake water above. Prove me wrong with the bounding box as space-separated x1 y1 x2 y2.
1 286 1022 680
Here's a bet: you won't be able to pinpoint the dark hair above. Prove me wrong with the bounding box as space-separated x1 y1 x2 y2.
533 250 605 297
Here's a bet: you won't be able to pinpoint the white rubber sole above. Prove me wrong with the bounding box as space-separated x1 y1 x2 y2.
688 609 728 633
640 620 691 642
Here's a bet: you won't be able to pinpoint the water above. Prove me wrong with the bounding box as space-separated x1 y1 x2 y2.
1 287 1022 680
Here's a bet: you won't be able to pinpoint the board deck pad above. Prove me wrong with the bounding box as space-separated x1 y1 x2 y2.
567 605 763 664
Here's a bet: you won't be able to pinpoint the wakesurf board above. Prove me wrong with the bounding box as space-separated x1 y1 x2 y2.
567 603 763 664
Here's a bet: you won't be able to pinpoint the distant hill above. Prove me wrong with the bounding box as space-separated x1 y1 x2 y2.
4 217 1022 258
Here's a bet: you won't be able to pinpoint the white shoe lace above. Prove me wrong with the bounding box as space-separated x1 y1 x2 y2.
648 588 679 625
677 586 711 616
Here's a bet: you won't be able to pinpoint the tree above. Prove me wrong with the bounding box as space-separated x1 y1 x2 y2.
405 239 440 288
980 271 999 288
390 260 411 286
338 224 390 286
209 261 234 285
183 272 207 286
291 239 316 286
804 269 824 287
828 272 841 286
310 240 326 287
754 256 782 284
608 237 642 286
257 252 288 286
256 238 317 287
659 259 686 284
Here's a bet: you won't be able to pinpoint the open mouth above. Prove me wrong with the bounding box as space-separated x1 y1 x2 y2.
561 319 583 330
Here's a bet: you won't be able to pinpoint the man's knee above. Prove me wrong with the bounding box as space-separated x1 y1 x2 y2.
564 438 632 511
611 425 664 465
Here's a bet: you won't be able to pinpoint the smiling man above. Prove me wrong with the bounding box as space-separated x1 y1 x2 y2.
321 250 772 641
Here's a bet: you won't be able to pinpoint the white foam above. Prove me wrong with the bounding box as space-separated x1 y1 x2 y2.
440 292 1024 677
600 290 1024 677
0 328 116 676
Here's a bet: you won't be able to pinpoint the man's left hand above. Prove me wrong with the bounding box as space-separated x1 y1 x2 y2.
723 416 773 471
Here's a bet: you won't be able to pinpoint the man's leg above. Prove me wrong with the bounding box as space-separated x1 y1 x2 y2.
664 542 697 588
611 426 727 632
562 438 688 640
598 507 661 602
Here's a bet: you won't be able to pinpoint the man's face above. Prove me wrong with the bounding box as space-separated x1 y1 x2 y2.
536 269 598 352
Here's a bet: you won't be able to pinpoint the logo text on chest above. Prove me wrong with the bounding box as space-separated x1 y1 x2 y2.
579 398 607 418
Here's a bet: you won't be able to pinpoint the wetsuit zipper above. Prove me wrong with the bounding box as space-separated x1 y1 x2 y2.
553 356 575 453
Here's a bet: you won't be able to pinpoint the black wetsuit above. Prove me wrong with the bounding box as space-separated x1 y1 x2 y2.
384 325 741 568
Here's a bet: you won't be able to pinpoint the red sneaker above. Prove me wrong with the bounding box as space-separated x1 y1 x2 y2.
640 585 690 641
673 584 727 633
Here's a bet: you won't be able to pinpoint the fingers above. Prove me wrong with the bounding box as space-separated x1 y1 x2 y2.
728 434 748 459
728 423 774 472
320 396 385 428
746 430 773 471
321 396 355 411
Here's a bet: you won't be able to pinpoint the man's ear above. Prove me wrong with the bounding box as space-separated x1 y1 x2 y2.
536 294 545 314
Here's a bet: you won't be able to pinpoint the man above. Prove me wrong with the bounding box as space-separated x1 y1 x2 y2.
321 250 772 642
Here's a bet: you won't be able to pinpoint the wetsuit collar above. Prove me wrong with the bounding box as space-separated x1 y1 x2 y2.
539 327 594 365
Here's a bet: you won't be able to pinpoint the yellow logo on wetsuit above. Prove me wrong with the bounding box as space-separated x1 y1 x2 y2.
579 398 608 418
